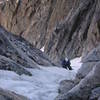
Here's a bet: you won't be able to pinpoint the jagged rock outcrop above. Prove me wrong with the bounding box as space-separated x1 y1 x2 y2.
0 26 52 75
0 88 29 100
55 0 100 99
58 80 76 95
0 0 100 64
90 87 100 100
76 45 100 79
45 0 100 63
0 0 75 50
56 60 100 100
56 45 100 100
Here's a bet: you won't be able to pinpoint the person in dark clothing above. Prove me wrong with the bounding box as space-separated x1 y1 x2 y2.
61 58 72 70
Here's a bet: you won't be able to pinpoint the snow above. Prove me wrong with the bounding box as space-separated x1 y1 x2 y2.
71 57 82 71
40 46 45 52
0 57 82 100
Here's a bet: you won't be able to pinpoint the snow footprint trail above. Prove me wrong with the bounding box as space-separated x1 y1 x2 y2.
0 57 82 100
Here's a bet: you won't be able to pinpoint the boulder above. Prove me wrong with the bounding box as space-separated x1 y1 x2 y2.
0 26 38 68
0 88 29 100
58 80 75 94
55 62 100 100
0 55 32 76
76 45 100 79
0 26 52 67
0 26 53 75
98 97 100 100
90 87 100 100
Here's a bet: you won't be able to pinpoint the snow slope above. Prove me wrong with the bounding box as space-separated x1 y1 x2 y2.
0 57 82 100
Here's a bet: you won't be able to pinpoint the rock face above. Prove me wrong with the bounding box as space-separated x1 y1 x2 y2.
56 45 100 100
55 0 100 98
0 26 52 75
0 88 29 100
56 61 100 100
0 0 75 50
0 0 100 64
58 80 76 95
90 87 100 100
45 0 100 63
76 45 100 79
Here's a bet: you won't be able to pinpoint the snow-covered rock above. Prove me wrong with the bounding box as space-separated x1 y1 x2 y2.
0 57 81 100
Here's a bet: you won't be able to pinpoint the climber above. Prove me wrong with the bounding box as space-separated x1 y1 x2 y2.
61 58 72 70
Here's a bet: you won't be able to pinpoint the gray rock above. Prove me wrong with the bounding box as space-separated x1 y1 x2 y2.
82 46 100 63
76 45 100 79
0 0 100 65
76 62 96 79
0 0 75 50
45 0 98 63
98 97 100 100
0 26 53 67
90 87 100 100
0 88 29 100
58 80 75 94
55 61 100 100
0 26 38 69
0 55 32 76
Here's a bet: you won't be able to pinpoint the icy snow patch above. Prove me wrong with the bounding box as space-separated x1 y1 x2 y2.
0 57 82 100
40 46 44 52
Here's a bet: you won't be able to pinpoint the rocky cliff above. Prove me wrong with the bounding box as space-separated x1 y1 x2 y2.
0 0 100 99
0 0 74 49
0 26 53 75
0 0 100 64
0 0 76 63
0 88 29 100
45 0 100 63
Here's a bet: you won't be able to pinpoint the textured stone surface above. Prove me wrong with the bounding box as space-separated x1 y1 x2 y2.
55 61 100 100
0 0 100 64
45 0 100 63
76 45 100 79
0 88 29 100
0 0 75 50
90 87 100 100
0 26 52 75
0 55 32 76
98 97 100 100
58 80 75 95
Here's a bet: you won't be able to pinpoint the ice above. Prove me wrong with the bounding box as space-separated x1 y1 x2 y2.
71 57 82 71
0 57 82 100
